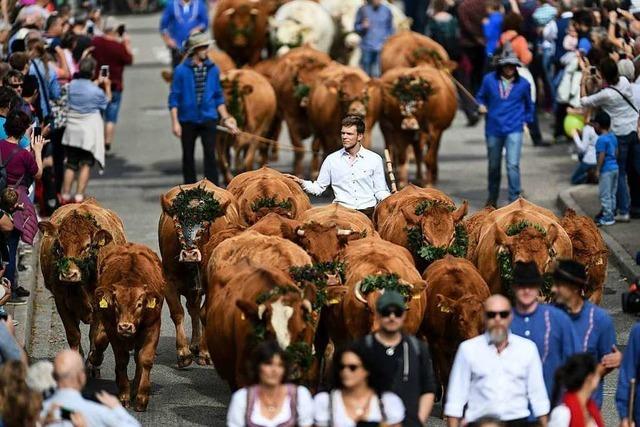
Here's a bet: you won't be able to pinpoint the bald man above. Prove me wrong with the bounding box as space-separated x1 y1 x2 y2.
40 349 140 427
445 295 550 427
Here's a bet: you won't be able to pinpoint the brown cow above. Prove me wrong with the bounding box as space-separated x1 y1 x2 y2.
421 256 490 393
464 206 495 262
38 199 126 355
560 209 608 304
158 179 241 367
379 65 457 185
271 47 332 176
472 198 573 295
325 237 426 347
205 260 319 389
88 243 164 411
374 186 468 270
307 64 382 178
212 0 269 66
380 31 453 74
227 167 312 224
217 69 278 183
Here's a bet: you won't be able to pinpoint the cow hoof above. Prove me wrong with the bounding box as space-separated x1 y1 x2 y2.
134 397 149 412
119 395 130 408
177 354 193 368
85 363 101 379
196 352 212 366
189 343 200 354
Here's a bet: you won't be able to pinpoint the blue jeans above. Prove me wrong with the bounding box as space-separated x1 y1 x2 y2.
360 49 381 77
5 230 19 295
541 46 556 109
599 169 619 222
486 132 523 203
614 132 636 215
571 161 596 185
103 90 122 123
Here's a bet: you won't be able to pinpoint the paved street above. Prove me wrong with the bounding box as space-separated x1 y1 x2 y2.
26 13 639 426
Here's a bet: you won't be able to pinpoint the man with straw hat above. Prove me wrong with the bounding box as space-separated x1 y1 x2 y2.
168 31 238 185
476 43 534 208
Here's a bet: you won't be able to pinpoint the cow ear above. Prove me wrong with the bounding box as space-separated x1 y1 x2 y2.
241 85 253 95
237 299 261 322
302 282 318 303
493 223 513 248
145 291 162 312
452 200 469 223
401 205 421 225
220 76 231 89
92 229 113 248
412 279 427 296
160 193 172 213
547 223 559 247
445 60 458 72
38 220 58 237
326 286 348 306
280 220 301 241
436 293 456 313
219 198 231 214
95 287 112 309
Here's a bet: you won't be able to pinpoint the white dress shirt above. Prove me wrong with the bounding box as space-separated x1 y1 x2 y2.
301 147 391 210
444 332 550 422
580 76 640 136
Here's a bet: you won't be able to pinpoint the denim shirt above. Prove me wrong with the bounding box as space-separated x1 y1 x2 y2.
354 4 394 51
67 79 108 114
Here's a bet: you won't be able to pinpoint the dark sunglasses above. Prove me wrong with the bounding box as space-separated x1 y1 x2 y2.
379 307 405 318
340 364 362 372
485 310 511 319
9 83 22 88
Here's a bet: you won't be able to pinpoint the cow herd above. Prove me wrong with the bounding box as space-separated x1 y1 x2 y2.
183 0 461 186
36 167 609 412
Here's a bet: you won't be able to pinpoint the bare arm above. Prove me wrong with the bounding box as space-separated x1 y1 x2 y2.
0 213 13 232
418 393 435 423
448 417 462 427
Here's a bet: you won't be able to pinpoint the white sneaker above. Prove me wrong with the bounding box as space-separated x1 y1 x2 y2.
615 213 631 223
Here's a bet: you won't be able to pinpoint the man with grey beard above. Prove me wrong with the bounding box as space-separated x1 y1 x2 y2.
445 295 550 427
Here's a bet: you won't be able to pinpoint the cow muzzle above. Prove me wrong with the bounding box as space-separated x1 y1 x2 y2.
401 116 420 131
348 102 366 117
117 322 136 337
179 248 202 263
299 97 309 108
59 269 82 283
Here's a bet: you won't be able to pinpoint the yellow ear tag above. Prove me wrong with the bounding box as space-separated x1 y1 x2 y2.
241 313 246 320
99 298 108 309
147 298 156 309
412 294 421 300
327 298 341 305
437 303 452 313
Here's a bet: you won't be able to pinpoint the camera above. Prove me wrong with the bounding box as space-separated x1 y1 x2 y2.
621 276 640 314
100 65 109 78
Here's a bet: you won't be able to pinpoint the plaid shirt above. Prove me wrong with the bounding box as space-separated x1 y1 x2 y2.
192 63 207 105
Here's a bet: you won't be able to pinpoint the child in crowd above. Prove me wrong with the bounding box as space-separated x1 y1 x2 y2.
570 112 598 185
592 111 619 226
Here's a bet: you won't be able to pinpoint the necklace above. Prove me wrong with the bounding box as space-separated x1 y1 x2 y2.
385 346 395 356
260 386 282 414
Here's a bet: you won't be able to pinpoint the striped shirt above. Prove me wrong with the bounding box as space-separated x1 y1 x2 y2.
192 63 207 105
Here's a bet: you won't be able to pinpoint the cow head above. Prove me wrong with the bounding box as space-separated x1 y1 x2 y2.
494 222 561 275
295 222 364 263
390 75 433 130
95 284 162 338
223 0 261 47
237 282 318 380
161 188 229 263
325 73 375 118
403 200 468 250
353 273 426 324
39 213 113 284
270 18 313 57
435 294 485 340
292 59 327 108
250 196 295 222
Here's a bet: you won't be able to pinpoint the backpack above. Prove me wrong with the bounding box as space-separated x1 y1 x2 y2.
0 147 22 192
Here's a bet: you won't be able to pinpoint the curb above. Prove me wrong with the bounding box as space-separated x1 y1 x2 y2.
9 236 40 350
557 185 640 282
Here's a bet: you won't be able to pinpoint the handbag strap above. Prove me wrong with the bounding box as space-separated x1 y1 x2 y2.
608 85 639 113
1 146 22 169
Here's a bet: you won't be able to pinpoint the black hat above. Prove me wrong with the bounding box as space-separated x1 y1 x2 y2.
553 259 588 288
512 261 544 287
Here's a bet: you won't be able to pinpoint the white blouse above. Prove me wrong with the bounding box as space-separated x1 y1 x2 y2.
227 386 314 427
313 390 405 427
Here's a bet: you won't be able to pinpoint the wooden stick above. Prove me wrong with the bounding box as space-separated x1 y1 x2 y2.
630 378 636 425
216 125 311 153
384 149 398 193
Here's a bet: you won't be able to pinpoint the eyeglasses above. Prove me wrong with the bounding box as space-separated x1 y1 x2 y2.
9 83 22 88
379 307 405 318
485 310 511 319
340 364 362 372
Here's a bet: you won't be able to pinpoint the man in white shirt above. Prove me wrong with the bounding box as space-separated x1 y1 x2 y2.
445 294 550 427
285 115 390 218
41 349 141 427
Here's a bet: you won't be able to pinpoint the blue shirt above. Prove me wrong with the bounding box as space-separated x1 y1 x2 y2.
67 79 108 114
476 72 534 137
0 117 29 149
616 322 640 421
595 132 618 173
159 0 209 49
168 58 225 123
483 12 503 58
567 300 617 407
29 59 61 118
354 4 394 52
511 304 579 398
0 322 22 364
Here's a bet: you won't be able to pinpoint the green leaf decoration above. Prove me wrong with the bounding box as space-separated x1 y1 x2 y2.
290 261 346 312
293 83 310 101
227 78 246 129
414 199 455 216
250 197 293 212
406 224 468 265
255 285 299 306
411 46 443 62
391 75 433 104
283 341 314 371
167 187 224 229
360 273 413 300
505 220 547 237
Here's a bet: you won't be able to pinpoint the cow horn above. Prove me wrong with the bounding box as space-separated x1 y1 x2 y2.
223 7 235 16
302 299 313 313
354 281 367 305
336 228 353 236
250 7 259 15
296 229 305 236
399 279 415 289
258 304 266 320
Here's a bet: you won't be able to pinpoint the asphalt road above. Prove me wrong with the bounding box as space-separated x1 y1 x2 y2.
28 13 639 426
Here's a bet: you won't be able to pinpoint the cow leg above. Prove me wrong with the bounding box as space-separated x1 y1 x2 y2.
413 132 428 185
243 141 258 172
216 135 233 184
286 118 305 176
267 114 282 162
164 281 192 368
311 137 322 180
425 127 443 185
86 320 109 379
55 298 83 355
186 291 211 365
396 142 409 188
133 326 160 412
113 344 131 408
